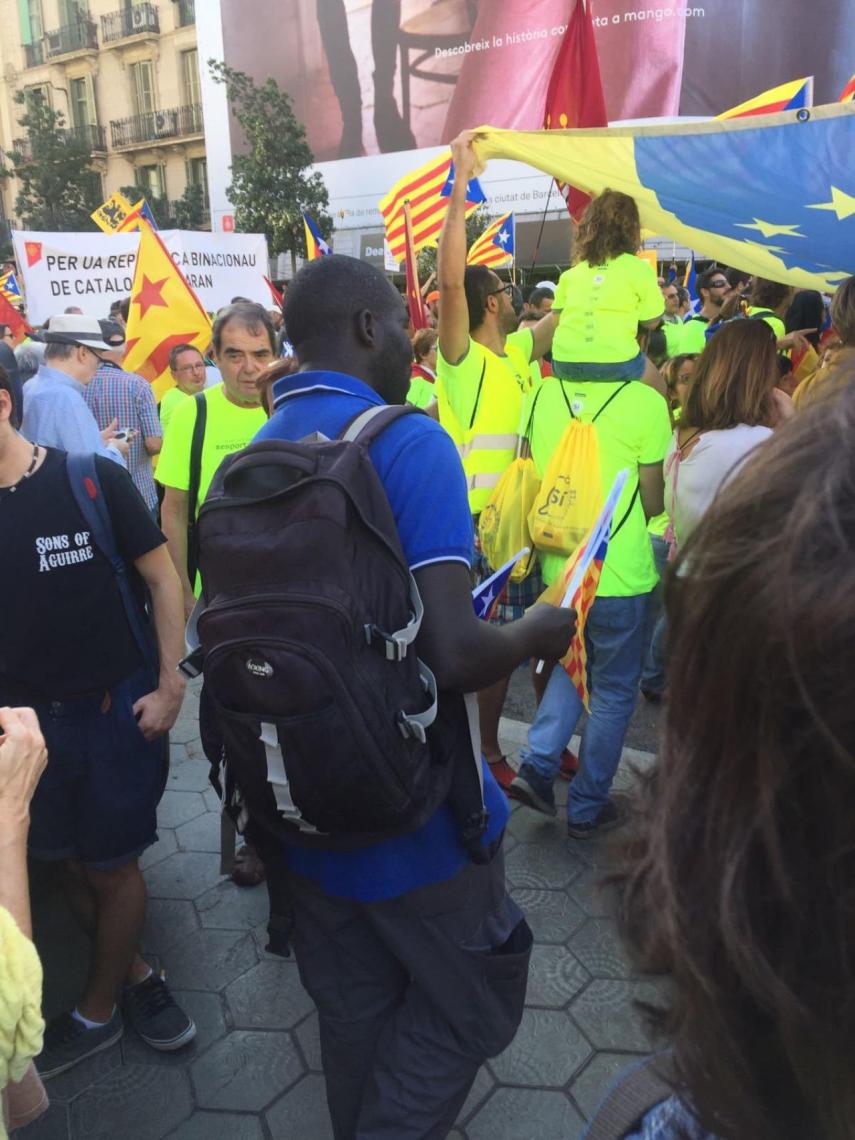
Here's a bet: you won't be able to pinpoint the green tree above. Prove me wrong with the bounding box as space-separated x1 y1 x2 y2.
4 91 102 230
173 183 207 230
209 61 332 269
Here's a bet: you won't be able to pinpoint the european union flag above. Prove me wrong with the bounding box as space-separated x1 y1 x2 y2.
474 104 855 292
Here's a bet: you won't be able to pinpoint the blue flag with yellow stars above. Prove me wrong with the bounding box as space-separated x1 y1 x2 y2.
472 104 855 293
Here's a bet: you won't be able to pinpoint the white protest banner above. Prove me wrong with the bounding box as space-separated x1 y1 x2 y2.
13 230 271 323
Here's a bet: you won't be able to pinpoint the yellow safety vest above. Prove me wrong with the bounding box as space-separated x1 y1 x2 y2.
437 336 531 515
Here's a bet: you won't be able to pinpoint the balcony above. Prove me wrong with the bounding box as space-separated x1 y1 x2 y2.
176 0 195 26
101 3 160 44
109 103 203 150
12 123 107 161
45 19 98 60
23 41 46 68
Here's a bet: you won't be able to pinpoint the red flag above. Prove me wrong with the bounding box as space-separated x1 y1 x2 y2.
403 202 427 331
543 0 608 221
0 292 31 341
265 276 284 308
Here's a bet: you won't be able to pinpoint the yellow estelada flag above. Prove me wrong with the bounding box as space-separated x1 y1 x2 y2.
91 190 135 234
124 222 212 402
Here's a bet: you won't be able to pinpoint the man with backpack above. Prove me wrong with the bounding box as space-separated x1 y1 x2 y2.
0 368 195 1077
195 254 574 1139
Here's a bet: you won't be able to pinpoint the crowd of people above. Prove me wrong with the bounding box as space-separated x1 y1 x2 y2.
0 125 853 1138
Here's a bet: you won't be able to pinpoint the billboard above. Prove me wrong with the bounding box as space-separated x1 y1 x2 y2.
197 0 854 249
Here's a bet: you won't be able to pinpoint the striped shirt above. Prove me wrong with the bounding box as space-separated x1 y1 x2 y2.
85 363 162 509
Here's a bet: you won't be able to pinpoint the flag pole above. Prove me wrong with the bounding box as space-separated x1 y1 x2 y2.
402 200 426 330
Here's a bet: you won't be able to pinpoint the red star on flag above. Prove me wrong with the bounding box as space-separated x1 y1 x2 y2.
135 275 169 319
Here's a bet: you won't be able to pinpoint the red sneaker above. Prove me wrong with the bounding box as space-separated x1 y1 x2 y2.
487 756 517 792
558 748 579 781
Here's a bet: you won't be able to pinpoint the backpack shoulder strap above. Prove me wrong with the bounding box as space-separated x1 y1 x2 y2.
187 391 208 522
749 309 777 322
585 1052 676 1140
65 453 157 671
339 403 424 447
592 380 632 423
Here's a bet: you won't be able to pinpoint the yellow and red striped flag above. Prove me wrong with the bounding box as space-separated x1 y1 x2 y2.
718 76 813 119
379 152 486 263
467 212 515 268
839 74 855 103
124 222 211 401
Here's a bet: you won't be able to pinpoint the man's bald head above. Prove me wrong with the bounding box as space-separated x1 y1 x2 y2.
284 255 413 404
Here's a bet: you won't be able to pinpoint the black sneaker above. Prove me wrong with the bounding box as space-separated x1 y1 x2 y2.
123 971 196 1052
567 799 625 840
36 1008 123 1079
508 768 557 817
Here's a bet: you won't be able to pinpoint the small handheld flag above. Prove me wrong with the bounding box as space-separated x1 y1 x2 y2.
303 212 332 261
91 190 135 234
717 76 813 119
467 212 515 268
0 270 22 304
472 548 530 621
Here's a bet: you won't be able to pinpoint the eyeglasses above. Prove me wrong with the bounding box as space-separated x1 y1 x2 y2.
709 279 729 289
488 284 514 298
174 362 206 373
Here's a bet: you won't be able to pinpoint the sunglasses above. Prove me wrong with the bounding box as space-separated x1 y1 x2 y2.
709 280 729 289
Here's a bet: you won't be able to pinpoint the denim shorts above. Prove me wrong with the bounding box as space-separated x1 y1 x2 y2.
25 667 168 870
551 353 645 381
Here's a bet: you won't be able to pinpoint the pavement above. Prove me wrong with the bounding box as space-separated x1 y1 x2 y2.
22 672 666 1140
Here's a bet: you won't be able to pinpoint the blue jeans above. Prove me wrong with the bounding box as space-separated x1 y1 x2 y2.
640 534 669 694
518 593 649 823
551 353 646 381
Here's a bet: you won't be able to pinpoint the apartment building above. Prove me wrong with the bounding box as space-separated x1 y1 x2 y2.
0 0 208 228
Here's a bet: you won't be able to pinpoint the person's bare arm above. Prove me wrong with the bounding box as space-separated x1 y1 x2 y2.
436 132 478 366
160 486 195 619
638 461 665 521
144 435 162 456
414 562 576 693
529 311 558 361
640 315 663 329
131 545 187 740
0 707 48 938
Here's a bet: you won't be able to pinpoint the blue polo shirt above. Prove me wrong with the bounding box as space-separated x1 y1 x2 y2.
255 370 510 901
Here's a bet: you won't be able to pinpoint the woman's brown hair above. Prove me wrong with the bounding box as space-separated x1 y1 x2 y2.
411 327 438 363
749 276 794 312
830 275 855 345
615 373 855 1140
681 320 777 432
574 190 641 266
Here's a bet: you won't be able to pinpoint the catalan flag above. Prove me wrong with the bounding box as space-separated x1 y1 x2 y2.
839 74 855 103
124 223 211 402
471 103 855 293
303 212 332 260
380 153 486 263
472 549 529 621
0 270 22 304
116 198 159 233
717 77 813 119
402 203 426 331
467 212 515 268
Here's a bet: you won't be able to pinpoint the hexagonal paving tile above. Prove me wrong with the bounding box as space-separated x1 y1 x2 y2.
467 1087 585 1140
265 1074 333 1140
566 862 619 918
225 960 315 1030
41 1038 123 1105
163 928 258 992
510 888 586 943
165 760 211 794
196 880 269 932
157 791 208 830
190 1029 305 1112
570 979 661 1052
488 1008 592 1087
175 812 221 854
455 1065 495 1125
139 829 178 872
567 918 635 979
506 806 563 845
569 1051 641 1120
294 1011 322 1072
525 943 590 1008
69 1063 193 1140
121 990 228 1067
144 852 224 901
167 718 200 746
166 1112 266 1139
505 843 582 891
142 898 200 956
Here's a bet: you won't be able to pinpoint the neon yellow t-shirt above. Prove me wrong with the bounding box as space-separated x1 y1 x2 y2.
680 316 711 355
159 386 190 434
436 327 534 432
552 253 663 365
406 365 436 410
521 378 672 596
663 320 688 358
747 307 786 341
156 382 268 511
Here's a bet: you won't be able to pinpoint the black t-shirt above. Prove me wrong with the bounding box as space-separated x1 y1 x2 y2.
0 449 165 699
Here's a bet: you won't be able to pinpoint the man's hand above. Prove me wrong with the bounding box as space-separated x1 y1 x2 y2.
0 707 48 827
777 328 816 353
133 678 186 741
519 604 577 663
100 416 119 444
182 587 196 623
450 130 479 184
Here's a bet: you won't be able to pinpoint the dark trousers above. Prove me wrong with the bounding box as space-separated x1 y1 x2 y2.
287 848 532 1140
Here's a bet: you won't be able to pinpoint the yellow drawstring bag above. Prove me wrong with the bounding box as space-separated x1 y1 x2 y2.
529 381 630 557
478 437 541 582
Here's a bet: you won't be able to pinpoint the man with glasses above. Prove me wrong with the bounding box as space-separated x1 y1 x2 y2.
20 313 130 466
160 344 208 433
680 268 733 353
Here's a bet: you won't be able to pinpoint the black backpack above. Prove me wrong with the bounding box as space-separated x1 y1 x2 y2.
191 404 489 863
